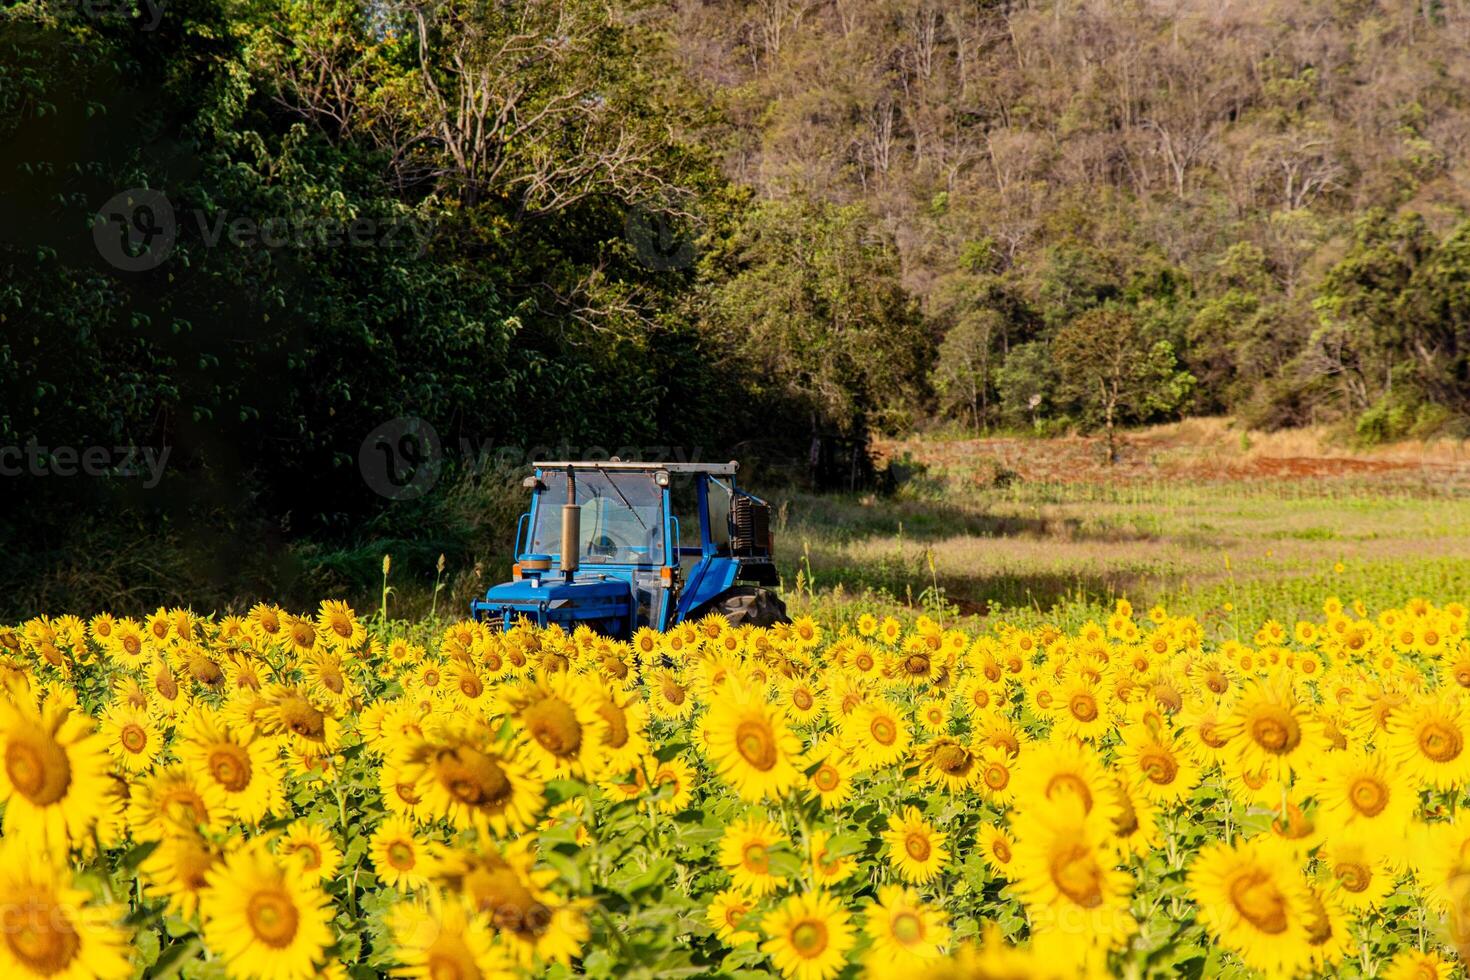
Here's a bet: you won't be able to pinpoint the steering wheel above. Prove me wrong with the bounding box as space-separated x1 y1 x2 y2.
590 535 618 557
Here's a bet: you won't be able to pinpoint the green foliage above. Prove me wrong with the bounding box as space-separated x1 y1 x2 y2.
703 198 931 437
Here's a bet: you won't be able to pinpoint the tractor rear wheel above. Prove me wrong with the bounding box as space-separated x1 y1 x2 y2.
691 586 791 628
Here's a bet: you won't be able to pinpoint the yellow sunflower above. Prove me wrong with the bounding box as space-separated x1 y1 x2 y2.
707 888 759 946
277 820 342 885
314 599 365 651
140 827 221 920
128 765 227 841
808 829 857 886
1187 837 1315 978
255 684 343 759
1385 692 1470 791
505 673 609 779
1316 831 1395 912
370 815 431 892
977 823 1016 877
100 702 164 773
1219 676 1328 782
1010 795 1136 969
398 718 546 836
1009 738 1119 829
0 839 131 979
650 755 697 814
882 806 948 884
1115 723 1202 805
0 697 113 850
861 884 949 977
200 840 334 980
805 739 859 810
648 668 695 721
718 815 789 896
1312 749 1416 839
387 894 510 979
842 699 912 770
759 890 854 980
432 837 588 968
704 678 805 802
177 708 284 825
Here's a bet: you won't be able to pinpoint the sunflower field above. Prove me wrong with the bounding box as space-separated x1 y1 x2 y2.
2 594 1469 980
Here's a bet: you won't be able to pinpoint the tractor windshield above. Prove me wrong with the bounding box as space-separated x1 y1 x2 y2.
527 469 665 565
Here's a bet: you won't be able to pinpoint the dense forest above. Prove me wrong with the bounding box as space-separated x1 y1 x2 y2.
3 0 1469 611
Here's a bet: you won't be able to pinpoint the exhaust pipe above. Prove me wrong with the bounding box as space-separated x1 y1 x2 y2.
561 466 580 578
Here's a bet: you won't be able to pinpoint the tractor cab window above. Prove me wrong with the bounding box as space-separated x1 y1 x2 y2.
667 473 732 560
527 469 665 565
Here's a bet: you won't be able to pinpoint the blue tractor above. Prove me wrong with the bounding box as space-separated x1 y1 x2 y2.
471 460 789 636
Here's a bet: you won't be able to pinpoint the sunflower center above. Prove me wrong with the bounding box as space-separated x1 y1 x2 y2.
983 762 1010 791
329 614 352 639
246 888 300 948
524 699 583 759
439 748 511 807
122 634 142 657
320 667 344 695
1348 777 1388 816
870 717 897 746
5 727 72 806
735 720 778 770
1 893 80 974
388 841 415 870
934 744 971 775
154 668 179 701
890 911 923 945
476 869 550 938
813 765 840 792
1140 747 1178 785
991 839 1012 863
1049 842 1103 908
904 832 931 862
277 698 326 740
1249 709 1300 754
790 920 828 957
1229 871 1289 934
208 745 252 792
1069 693 1098 722
742 842 769 873
596 703 629 749
1419 721 1464 763
1199 720 1228 748
660 678 686 705
1335 860 1369 892
120 723 149 754
793 688 814 711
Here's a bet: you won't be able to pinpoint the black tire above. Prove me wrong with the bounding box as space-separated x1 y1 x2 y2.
688 585 791 628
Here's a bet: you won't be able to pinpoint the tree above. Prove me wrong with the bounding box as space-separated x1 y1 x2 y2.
931 309 1002 431
1052 307 1194 462
704 197 931 440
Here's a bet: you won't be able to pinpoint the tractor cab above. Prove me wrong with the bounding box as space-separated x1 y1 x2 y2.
471 460 787 638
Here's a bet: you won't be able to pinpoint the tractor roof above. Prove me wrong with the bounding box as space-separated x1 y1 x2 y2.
533 460 739 476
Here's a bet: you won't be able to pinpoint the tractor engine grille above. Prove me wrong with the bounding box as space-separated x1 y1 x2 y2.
730 495 771 556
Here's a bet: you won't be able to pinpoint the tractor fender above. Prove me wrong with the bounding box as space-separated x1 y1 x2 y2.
682 585 791 628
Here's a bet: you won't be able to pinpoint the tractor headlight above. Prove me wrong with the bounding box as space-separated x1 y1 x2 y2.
654 469 670 487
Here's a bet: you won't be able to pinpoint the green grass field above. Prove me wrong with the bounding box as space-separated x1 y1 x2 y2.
772 426 1470 631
